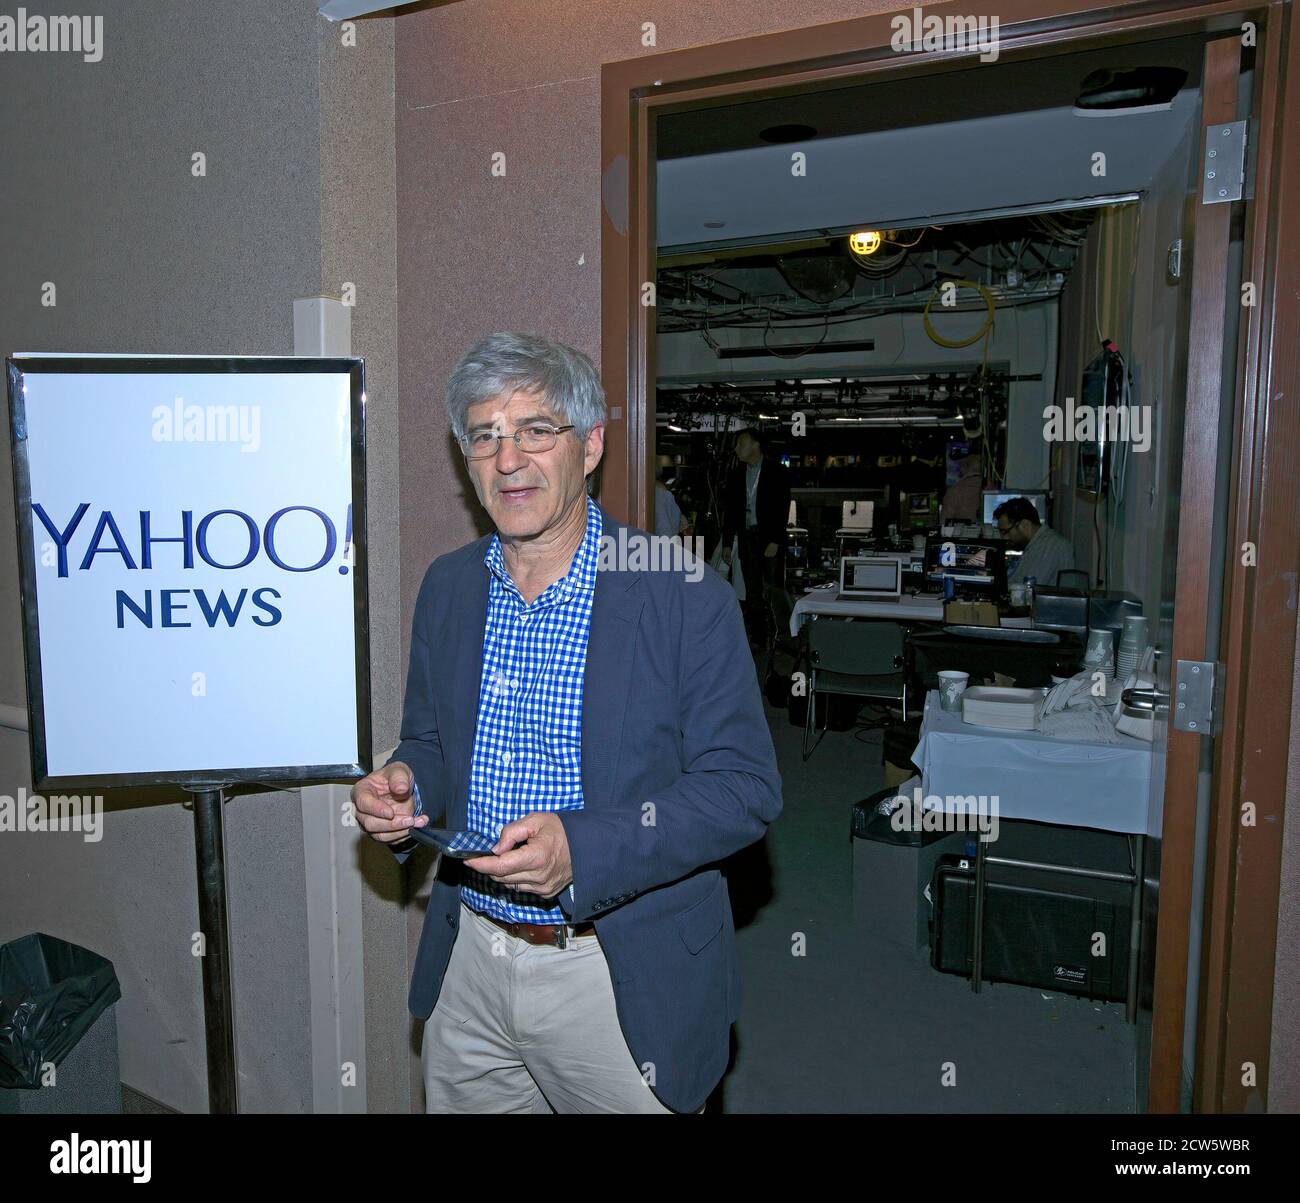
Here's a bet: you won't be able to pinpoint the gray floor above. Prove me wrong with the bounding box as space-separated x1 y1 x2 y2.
716 702 1136 1113
122 1083 178 1114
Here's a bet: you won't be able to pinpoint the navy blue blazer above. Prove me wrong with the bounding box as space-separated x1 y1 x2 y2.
387 506 782 1113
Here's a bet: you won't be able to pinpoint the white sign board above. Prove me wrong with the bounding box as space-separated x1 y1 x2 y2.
7 356 370 789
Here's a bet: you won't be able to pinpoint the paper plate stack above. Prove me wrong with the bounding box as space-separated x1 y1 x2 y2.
960 686 1044 731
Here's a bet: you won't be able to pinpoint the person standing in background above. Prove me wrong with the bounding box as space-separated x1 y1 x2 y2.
722 428 790 643
654 481 685 538
654 456 687 539
941 447 983 522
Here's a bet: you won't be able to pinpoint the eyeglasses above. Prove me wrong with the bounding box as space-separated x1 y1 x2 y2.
459 422 575 460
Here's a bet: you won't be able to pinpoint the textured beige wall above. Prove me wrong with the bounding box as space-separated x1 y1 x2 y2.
317 12 408 1115
0 0 326 1113
0 0 408 1113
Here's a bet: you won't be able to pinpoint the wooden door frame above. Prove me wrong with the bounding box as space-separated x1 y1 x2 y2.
600 0 1300 1112
1194 0 1299 1113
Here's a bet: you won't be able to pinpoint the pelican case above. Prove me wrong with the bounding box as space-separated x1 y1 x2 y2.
929 855 1131 1001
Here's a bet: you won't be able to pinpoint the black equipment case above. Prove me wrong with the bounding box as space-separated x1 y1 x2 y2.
929 854 1132 1001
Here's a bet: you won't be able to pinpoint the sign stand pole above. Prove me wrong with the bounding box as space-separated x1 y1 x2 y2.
189 786 238 1113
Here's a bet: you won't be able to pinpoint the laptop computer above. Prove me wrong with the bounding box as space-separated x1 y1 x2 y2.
838 556 903 600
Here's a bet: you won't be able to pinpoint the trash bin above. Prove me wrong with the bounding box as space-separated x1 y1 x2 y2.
851 783 972 951
0 932 122 1114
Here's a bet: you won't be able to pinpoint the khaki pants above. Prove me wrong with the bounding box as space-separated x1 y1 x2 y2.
422 902 700 1113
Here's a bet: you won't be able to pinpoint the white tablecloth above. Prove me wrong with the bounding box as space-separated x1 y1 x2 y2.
789 586 945 635
911 690 1156 835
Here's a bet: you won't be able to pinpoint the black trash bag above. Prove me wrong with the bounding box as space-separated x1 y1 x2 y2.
0 933 121 1089
763 666 790 708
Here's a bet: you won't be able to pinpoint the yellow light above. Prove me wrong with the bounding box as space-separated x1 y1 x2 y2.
849 230 882 255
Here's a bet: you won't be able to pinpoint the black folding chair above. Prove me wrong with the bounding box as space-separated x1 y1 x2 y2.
801 619 907 761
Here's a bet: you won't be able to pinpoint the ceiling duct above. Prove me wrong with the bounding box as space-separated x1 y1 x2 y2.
713 338 876 358
774 253 858 303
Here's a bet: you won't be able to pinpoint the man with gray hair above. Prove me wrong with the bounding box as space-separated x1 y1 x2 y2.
351 332 781 1113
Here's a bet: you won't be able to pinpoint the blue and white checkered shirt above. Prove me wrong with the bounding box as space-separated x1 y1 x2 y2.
456 495 601 924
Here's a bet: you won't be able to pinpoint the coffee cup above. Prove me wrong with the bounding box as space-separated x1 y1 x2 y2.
938 670 970 712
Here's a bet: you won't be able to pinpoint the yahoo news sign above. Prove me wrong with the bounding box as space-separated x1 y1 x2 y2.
7 357 371 788
33 498 354 630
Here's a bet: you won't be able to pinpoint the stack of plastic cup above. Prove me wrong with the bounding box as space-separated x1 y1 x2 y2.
1084 628 1115 680
1117 615 1149 683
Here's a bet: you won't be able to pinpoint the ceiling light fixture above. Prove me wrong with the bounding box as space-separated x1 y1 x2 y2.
848 230 882 256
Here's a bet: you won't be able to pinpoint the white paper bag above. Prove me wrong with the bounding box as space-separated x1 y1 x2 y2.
709 536 746 602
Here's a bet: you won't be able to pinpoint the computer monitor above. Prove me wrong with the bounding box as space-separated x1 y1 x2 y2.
839 556 902 598
904 490 939 532
982 490 1048 525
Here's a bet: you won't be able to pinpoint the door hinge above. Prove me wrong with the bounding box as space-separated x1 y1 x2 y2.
1202 120 1247 204
1173 659 1223 735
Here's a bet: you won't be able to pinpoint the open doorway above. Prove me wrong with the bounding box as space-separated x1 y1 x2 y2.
600 6 1298 1114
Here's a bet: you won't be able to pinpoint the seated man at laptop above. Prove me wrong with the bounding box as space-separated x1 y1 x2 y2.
994 496 1076 587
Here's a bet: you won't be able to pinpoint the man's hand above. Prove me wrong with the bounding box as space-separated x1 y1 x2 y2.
763 542 778 558
351 761 428 846
721 545 733 566
464 811 572 897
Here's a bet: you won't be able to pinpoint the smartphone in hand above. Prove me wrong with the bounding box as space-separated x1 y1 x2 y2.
408 826 499 858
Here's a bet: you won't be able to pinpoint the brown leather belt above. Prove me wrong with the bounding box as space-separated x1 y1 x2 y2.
473 907 596 949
